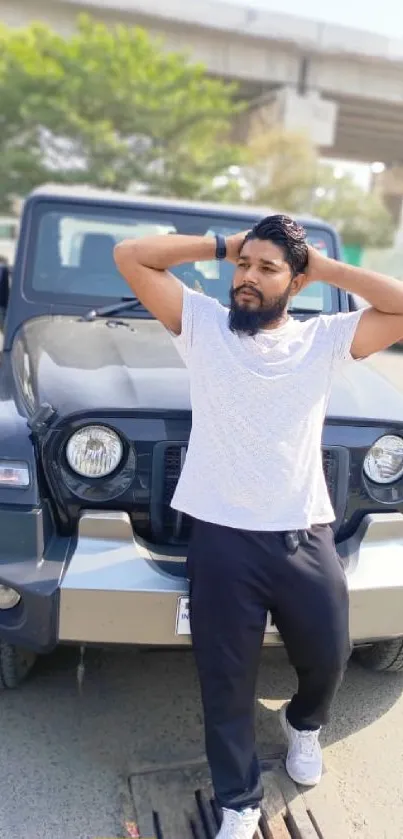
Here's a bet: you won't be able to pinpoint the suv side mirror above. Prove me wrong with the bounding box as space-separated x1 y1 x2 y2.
0 263 10 310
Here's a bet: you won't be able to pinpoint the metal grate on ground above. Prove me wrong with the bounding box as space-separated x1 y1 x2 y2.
125 757 334 839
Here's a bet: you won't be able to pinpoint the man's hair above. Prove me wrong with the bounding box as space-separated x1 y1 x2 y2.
243 214 309 277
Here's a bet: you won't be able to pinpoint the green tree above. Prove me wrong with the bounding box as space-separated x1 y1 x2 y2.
0 15 244 210
243 124 318 213
311 165 394 248
241 122 394 248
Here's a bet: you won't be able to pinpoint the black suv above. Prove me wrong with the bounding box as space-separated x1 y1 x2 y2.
0 184 403 689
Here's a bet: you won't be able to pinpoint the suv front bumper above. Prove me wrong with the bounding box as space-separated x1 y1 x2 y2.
58 510 403 647
1 510 403 651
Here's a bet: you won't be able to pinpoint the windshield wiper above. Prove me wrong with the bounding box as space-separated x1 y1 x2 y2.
83 297 144 321
288 307 322 315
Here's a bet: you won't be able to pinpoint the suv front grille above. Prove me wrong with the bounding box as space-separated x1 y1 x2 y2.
163 445 185 504
322 448 338 503
156 444 346 543
161 445 191 543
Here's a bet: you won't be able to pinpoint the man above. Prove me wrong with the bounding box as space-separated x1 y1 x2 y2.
114 215 403 839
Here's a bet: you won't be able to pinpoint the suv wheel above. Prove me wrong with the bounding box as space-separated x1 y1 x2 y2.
354 638 403 673
0 642 37 689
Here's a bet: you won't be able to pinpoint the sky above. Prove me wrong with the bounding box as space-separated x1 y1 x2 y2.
217 0 403 40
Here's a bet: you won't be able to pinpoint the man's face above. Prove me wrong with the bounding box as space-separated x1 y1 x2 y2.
229 238 305 336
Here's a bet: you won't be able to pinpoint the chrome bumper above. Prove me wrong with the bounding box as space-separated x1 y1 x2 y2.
58 511 403 646
340 512 403 643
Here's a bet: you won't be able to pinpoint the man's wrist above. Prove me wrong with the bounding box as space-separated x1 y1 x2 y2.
176 235 217 264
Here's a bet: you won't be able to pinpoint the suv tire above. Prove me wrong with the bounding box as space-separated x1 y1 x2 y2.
354 638 403 673
0 642 37 689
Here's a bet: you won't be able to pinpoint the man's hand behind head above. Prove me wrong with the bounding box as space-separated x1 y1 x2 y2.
225 231 251 263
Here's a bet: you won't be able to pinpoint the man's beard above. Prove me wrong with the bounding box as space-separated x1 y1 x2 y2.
228 283 292 337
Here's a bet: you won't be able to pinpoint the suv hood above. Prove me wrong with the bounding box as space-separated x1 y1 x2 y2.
13 315 189 415
11 314 403 422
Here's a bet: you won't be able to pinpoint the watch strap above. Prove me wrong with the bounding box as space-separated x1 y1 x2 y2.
215 233 227 260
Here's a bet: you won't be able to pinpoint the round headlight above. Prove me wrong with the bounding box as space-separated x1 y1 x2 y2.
364 435 403 484
66 425 123 478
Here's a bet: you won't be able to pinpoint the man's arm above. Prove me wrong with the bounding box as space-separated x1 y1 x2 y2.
307 248 403 358
113 232 246 334
114 235 215 334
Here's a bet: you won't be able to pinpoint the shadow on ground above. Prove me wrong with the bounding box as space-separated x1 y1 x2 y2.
10 644 403 758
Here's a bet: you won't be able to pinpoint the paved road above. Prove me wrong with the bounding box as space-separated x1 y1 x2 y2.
1 647 402 839
0 349 402 839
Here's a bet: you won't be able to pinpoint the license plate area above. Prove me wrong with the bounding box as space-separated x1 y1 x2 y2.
175 596 277 636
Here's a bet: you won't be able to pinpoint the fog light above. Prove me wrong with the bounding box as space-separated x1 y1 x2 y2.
0 585 21 610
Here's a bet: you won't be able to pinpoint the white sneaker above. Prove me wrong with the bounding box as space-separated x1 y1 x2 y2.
280 703 322 786
216 806 261 839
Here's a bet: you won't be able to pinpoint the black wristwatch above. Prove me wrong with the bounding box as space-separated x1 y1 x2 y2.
215 233 227 260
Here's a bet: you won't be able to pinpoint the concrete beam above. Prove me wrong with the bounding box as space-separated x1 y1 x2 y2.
2 0 403 166
62 0 403 64
2 1 403 105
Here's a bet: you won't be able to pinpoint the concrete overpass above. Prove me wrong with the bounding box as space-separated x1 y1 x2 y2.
2 0 403 166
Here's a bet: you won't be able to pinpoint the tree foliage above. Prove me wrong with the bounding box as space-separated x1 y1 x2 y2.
0 15 395 249
311 166 394 248
242 123 394 248
243 125 318 213
0 15 244 210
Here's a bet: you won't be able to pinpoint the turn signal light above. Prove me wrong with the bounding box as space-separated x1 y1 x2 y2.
0 461 30 487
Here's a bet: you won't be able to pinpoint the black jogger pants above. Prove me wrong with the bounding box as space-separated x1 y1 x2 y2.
187 519 351 812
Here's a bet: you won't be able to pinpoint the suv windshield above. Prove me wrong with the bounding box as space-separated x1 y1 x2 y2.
25 201 336 312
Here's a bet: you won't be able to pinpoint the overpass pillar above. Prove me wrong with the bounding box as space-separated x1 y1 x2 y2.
236 84 338 149
237 53 338 149
264 87 338 148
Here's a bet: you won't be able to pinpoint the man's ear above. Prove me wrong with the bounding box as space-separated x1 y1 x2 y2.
290 272 309 296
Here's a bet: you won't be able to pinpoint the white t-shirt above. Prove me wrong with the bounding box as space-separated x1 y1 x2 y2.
170 286 363 531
